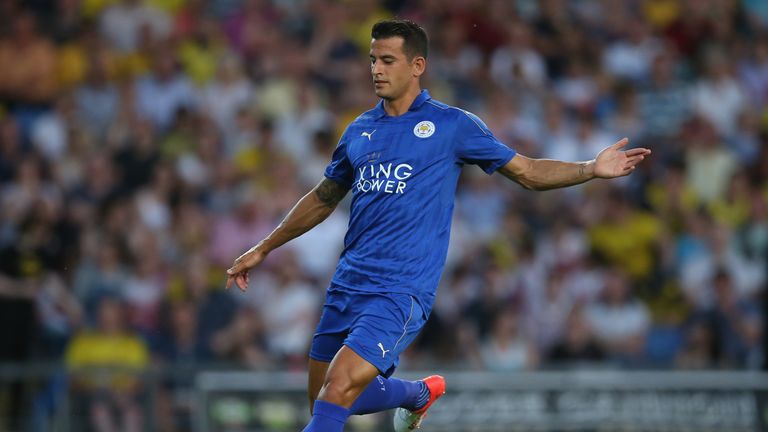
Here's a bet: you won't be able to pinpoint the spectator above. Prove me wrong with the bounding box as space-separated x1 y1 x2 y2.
602 19 660 83
573 113 616 161
72 237 129 319
480 307 539 372
680 222 765 309
123 243 167 336
72 152 120 205
0 213 54 431
540 96 580 161
726 111 762 164
256 253 319 366
429 19 483 105
675 319 717 369
588 190 662 282
31 94 77 162
1 155 61 229
177 17 227 85
603 83 643 142
555 59 598 111
75 50 120 139
525 272 574 352
100 0 171 53
0 11 57 106
490 22 547 91
134 47 195 131
0 117 22 183
708 172 752 229
704 270 764 368
211 305 271 369
691 49 747 138
167 252 238 358
198 53 254 141
36 273 83 358
548 306 605 367
645 162 700 233
65 297 149 432
113 118 161 193
738 37 768 109
154 300 209 432
456 169 509 240
636 51 690 141
155 300 210 364
585 270 651 363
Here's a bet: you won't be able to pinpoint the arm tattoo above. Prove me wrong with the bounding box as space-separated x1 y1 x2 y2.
314 178 349 208
579 163 586 177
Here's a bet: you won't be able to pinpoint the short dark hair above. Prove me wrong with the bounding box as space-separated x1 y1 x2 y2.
371 19 428 59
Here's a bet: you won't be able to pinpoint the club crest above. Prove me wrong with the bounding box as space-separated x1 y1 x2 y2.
413 121 435 138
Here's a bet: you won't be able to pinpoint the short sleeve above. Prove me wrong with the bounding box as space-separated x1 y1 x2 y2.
454 110 516 174
323 129 354 188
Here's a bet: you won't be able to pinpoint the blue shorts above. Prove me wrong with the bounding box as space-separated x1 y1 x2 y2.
309 285 426 377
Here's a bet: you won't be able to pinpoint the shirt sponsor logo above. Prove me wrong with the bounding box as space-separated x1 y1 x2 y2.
355 162 413 194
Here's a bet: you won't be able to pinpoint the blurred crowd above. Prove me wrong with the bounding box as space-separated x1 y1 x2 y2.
0 0 767 430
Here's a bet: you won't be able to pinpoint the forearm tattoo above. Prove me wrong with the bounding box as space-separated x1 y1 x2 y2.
314 178 349 207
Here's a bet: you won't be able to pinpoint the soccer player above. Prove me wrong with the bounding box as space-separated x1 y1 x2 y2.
225 20 650 431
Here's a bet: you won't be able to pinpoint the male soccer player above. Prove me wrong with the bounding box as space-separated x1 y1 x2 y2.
226 20 650 431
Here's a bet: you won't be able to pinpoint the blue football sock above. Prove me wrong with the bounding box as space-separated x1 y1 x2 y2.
302 400 349 432
349 376 426 415
412 380 430 410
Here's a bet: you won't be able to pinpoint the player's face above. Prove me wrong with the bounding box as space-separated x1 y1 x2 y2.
369 37 423 100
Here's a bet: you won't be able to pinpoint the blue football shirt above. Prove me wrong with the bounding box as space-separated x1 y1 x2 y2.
324 90 516 316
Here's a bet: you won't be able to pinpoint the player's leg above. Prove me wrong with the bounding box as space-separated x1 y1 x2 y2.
349 373 433 415
302 346 379 431
304 289 446 430
307 358 330 414
342 292 446 431
318 345 380 406
307 286 353 415
310 338 429 417
305 344 439 431
343 292 444 418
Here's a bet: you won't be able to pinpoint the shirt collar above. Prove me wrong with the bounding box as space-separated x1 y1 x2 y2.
373 89 432 119
409 89 431 110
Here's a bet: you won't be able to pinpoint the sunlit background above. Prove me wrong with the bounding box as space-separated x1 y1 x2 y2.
0 0 766 431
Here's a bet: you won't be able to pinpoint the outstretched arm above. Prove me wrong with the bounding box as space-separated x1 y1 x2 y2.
497 138 650 191
226 178 349 291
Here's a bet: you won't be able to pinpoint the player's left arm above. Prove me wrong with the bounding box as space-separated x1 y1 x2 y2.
497 138 651 191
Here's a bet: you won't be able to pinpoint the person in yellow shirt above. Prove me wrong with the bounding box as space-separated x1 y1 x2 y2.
708 172 751 229
344 0 392 53
641 0 681 30
177 19 228 85
645 162 699 233
589 189 662 282
65 296 149 432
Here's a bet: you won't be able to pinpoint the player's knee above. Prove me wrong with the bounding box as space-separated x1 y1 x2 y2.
318 373 358 406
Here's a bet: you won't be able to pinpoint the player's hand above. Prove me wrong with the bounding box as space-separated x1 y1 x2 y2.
593 138 651 179
226 247 267 292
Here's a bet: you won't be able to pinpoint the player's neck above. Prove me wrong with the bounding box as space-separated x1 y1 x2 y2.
382 86 422 117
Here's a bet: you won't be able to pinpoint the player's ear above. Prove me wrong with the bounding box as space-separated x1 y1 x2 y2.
411 56 426 77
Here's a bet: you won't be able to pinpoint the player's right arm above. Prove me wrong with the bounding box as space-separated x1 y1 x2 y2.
225 178 349 291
